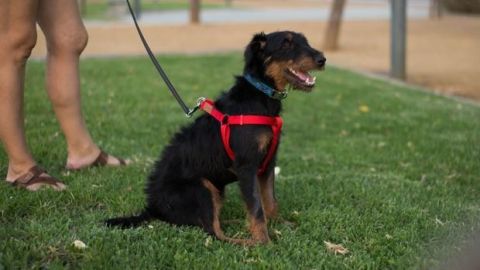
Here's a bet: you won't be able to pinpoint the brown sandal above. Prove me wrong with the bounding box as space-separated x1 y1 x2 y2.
66 149 127 171
11 166 67 191
91 149 127 167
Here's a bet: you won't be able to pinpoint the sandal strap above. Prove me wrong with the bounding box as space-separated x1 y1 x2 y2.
92 149 127 167
16 176 63 188
15 166 46 185
118 157 127 166
12 166 64 188
92 150 109 167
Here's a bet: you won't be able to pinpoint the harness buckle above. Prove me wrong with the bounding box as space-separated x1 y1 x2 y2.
186 97 206 118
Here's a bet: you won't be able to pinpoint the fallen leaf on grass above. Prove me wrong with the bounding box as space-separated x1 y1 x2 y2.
324 241 349 255
274 166 281 177
204 236 212 247
358 105 370 113
73 240 87 250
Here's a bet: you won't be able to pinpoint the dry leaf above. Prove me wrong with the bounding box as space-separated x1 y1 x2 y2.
274 166 281 177
324 241 349 255
204 236 212 247
73 240 87 250
359 105 370 113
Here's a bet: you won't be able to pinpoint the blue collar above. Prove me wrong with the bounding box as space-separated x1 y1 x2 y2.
243 74 288 100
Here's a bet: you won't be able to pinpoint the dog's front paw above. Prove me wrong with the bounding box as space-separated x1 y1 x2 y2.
250 222 271 244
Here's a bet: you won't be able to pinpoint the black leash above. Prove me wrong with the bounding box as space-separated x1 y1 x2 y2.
125 0 201 117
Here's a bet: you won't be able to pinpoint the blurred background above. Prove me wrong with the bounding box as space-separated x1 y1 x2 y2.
31 0 480 101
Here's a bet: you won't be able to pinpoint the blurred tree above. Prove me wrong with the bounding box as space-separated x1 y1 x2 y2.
390 0 407 80
442 0 480 13
108 0 128 18
430 0 444 18
323 0 346 51
190 0 200 24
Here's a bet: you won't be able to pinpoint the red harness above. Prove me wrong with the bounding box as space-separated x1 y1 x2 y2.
199 99 283 175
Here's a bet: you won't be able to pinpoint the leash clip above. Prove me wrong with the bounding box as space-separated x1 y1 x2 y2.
186 97 206 118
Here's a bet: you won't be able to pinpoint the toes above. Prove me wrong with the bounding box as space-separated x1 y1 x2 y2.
25 181 67 192
106 155 131 166
53 182 68 191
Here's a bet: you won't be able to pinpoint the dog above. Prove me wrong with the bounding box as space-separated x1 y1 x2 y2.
106 31 326 245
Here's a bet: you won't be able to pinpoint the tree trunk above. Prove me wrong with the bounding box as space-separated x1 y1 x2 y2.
390 0 407 80
430 0 443 18
190 0 200 24
323 0 347 51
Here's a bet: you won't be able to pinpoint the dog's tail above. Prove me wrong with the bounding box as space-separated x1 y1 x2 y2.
105 209 157 229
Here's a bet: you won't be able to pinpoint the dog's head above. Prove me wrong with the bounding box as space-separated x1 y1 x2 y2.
244 31 326 92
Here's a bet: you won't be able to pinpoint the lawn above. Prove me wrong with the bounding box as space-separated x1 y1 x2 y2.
1 53 479 269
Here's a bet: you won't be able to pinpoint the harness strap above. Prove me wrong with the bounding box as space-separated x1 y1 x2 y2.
199 99 282 175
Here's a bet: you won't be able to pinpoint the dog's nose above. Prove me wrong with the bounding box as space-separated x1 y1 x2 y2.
315 55 327 66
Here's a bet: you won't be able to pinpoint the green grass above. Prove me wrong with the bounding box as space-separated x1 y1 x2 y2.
82 0 226 20
1 53 480 269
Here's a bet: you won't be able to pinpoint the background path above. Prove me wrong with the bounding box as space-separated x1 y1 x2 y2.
31 1 480 101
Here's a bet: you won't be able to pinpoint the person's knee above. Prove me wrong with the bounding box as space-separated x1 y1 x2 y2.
48 27 88 56
0 27 37 63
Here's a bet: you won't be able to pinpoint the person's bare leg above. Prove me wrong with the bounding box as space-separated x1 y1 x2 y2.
37 0 126 169
0 0 66 190
0 1 38 181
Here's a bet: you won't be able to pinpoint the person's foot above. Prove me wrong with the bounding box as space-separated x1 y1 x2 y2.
65 147 129 170
6 165 67 191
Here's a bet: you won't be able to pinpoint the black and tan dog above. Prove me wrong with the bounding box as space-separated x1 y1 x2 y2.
106 31 326 245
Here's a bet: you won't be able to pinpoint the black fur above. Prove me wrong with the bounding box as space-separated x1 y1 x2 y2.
106 31 326 244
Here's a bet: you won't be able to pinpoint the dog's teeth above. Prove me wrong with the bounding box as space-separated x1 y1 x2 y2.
305 77 315 86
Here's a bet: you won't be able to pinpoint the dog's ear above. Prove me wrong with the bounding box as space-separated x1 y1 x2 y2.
244 32 267 72
249 32 267 52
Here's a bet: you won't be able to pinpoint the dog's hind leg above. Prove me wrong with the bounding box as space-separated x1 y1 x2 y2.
201 179 257 246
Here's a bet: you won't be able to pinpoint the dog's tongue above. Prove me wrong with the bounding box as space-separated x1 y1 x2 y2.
296 71 312 81
296 70 316 85
289 68 316 85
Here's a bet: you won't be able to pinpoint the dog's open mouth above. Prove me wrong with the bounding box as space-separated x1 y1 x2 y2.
285 67 316 91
